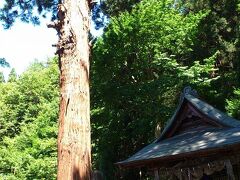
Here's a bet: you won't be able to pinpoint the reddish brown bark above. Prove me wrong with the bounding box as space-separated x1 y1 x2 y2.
55 0 91 179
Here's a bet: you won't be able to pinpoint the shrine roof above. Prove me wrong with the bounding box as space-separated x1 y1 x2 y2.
117 87 240 168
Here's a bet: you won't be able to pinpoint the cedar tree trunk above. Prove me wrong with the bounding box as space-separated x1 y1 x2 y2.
52 0 91 179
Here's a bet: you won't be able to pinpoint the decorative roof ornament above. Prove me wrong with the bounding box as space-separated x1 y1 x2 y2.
183 86 198 96
180 86 198 102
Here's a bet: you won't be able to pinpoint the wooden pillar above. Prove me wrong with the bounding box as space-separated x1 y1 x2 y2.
225 160 235 180
154 169 160 180
187 168 192 180
179 169 183 180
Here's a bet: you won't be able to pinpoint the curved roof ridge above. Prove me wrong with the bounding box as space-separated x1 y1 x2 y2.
185 94 240 128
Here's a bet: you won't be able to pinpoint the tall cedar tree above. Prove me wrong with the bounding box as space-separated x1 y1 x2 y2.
0 0 92 179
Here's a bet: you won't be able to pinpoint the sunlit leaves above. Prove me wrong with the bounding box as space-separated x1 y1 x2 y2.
227 89 240 119
0 58 59 179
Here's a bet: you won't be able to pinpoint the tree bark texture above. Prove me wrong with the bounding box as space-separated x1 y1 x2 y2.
56 0 91 179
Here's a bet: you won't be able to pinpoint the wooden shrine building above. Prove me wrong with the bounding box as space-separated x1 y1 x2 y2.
117 87 240 180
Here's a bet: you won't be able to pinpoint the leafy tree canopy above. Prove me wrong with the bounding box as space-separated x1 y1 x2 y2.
227 89 240 119
0 72 5 83
8 68 17 82
101 0 141 17
0 58 59 179
91 0 218 178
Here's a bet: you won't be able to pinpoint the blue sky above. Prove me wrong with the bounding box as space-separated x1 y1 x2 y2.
0 1 58 77
0 21 102 77
0 18 58 76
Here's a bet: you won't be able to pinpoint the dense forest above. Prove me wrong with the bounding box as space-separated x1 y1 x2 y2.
0 0 240 179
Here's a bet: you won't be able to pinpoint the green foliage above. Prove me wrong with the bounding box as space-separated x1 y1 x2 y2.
227 89 240 119
0 58 59 179
8 68 17 82
180 51 220 84
92 0 141 29
101 0 141 17
0 72 5 83
178 0 240 108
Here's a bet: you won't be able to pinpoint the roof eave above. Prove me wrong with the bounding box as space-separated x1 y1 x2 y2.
116 141 240 169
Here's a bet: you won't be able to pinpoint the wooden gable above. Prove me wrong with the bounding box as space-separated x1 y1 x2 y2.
165 101 225 138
